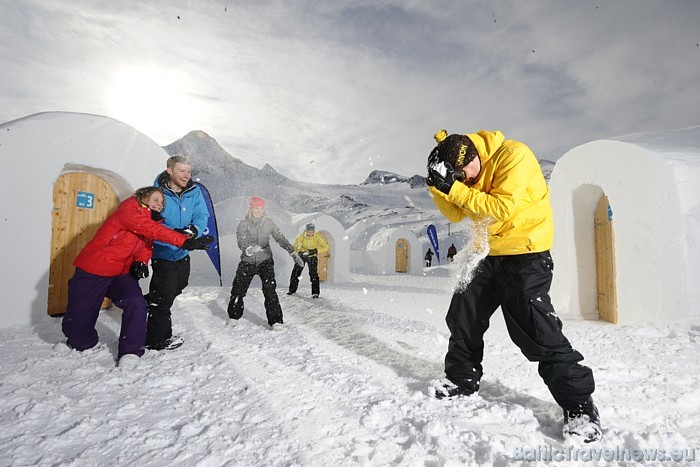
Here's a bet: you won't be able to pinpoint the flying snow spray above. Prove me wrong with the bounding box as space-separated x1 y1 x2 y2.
454 219 490 293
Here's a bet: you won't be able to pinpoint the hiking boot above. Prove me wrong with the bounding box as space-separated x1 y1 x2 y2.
430 378 477 399
311 294 319 299
146 335 184 351
287 291 295 295
562 396 602 443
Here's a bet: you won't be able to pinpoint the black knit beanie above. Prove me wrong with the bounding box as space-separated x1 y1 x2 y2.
427 130 478 173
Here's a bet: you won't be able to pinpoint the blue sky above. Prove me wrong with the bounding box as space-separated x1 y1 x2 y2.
2 0 699 184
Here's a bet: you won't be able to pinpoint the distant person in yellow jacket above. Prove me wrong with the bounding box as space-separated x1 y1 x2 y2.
287 223 329 298
426 129 601 443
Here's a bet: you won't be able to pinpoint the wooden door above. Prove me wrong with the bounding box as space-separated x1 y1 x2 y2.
48 172 119 315
395 239 408 273
317 231 330 282
594 194 618 323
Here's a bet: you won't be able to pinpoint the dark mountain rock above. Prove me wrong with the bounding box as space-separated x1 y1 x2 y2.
538 159 556 183
362 170 425 188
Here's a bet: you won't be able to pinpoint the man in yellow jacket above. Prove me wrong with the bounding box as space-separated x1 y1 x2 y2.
426 129 601 443
287 223 329 298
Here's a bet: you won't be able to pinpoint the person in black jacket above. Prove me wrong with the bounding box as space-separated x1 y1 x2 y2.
424 248 434 267
447 243 457 262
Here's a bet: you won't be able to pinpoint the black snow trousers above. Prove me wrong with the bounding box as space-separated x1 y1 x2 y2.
229 259 283 326
146 256 190 347
444 251 595 409
288 256 320 296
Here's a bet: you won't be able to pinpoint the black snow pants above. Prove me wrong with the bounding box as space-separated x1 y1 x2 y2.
229 259 283 326
146 256 190 347
444 251 595 409
288 256 320 296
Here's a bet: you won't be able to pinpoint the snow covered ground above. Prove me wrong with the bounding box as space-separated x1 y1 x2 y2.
2 256 699 466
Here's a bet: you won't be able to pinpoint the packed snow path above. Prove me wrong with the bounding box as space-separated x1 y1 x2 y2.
1 272 699 466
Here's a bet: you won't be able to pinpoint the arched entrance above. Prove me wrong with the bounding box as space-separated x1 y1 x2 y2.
48 172 119 315
395 239 408 273
595 194 618 323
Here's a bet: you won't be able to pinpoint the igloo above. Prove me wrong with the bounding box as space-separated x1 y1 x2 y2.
0 112 169 328
357 227 423 275
549 126 700 324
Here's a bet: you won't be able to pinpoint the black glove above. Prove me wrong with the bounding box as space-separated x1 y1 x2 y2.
151 210 164 222
182 235 214 251
308 249 318 256
427 161 464 195
301 251 309 258
129 261 149 280
175 224 198 238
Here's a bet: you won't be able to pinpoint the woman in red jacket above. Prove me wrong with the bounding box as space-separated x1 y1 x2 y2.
61 186 212 367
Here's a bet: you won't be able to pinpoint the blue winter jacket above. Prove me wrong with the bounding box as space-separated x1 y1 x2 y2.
152 171 209 261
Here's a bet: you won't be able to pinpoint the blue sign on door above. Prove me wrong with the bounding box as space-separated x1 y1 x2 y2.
76 191 95 209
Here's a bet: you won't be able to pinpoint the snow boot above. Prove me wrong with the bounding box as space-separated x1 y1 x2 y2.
312 294 319 299
146 335 184 351
430 378 477 399
562 396 602 443
228 297 244 320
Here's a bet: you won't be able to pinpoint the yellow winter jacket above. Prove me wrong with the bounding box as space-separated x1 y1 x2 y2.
293 231 329 255
428 130 553 256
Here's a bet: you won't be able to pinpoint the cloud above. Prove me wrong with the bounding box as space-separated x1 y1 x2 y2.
1 0 699 184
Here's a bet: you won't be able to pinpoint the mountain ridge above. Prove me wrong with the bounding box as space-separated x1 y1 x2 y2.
162 130 555 246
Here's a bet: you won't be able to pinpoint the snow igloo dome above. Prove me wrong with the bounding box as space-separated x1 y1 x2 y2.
549 126 700 324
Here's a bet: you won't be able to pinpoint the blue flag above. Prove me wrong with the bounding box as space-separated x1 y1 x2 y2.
427 224 440 264
195 182 222 286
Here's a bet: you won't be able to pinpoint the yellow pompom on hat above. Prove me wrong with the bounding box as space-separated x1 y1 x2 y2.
434 129 448 144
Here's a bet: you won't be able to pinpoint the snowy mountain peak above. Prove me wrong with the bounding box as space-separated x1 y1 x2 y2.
538 159 556 182
191 130 211 141
362 170 426 188
165 130 241 164
261 163 288 182
362 170 408 185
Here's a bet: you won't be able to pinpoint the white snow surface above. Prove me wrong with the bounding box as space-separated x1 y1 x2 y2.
2 256 699 466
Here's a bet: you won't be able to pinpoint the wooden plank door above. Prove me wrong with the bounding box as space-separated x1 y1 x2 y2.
595 194 618 323
395 239 408 273
48 172 119 315
317 231 330 282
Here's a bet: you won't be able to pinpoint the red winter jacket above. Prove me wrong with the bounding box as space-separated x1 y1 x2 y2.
73 196 188 277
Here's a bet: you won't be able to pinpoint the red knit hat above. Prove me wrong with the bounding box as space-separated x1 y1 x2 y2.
249 196 265 208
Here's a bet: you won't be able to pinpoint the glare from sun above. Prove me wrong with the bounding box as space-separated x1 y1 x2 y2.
107 66 201 143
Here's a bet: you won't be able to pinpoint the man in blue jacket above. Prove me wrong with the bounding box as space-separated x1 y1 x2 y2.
146 155 209 350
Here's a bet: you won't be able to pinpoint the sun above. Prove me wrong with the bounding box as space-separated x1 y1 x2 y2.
106 66 201 143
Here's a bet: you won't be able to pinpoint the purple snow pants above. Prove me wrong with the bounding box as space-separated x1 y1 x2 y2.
62 268 147 358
